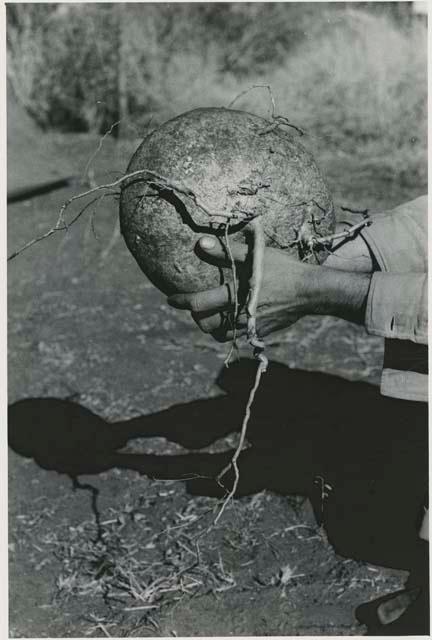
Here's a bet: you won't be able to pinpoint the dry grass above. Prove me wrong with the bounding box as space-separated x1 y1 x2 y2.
11 476 406 636
49 494 238 623
13 490 295 623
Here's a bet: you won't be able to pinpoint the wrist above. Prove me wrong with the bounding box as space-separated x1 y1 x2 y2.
305 267 371 324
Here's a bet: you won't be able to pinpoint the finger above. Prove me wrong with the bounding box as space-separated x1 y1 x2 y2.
209 311 248 342
196 235 249 268
168 283 232 313
193 309 248 334
211 325 247 343
192 311 223 334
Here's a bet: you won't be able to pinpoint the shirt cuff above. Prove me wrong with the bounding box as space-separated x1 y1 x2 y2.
380 369 428 402
365 272 428 343
360 196 428 273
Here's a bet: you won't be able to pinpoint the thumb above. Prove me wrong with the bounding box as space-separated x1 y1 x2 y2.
197 235 249 266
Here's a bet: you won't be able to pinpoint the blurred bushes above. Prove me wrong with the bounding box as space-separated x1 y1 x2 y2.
7 4 119 132
7 3 426 184
275 10 427 149
265 9 427 185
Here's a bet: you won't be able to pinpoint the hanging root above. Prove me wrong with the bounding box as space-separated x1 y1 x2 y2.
215 217 268 523
214 358 266 524
245 218 267 361
223 220 240 367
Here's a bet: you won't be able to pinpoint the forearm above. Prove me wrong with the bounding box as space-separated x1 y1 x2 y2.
308 220 375 323
304 266 372 325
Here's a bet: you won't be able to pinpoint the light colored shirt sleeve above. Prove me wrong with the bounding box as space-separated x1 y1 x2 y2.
365 272 427 344
360 195 428 344
361 195 428 273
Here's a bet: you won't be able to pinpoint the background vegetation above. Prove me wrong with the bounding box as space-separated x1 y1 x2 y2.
7 2 427 186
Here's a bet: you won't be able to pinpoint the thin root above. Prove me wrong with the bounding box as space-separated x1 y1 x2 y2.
215 217 268 523
82 120 121 185
227 83 276 119
8 169 242 262
214 356 266 524
246 217 266 354
307 218 372 249
227 84 304 136
223 220 240 366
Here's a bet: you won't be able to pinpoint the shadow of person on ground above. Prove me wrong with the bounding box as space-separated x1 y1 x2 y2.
9 358 427 573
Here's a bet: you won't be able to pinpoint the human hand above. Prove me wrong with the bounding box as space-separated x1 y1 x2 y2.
168 236 323 342
168 234 371 342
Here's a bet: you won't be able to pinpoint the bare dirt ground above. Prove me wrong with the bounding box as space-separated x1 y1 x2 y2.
8 118 426 637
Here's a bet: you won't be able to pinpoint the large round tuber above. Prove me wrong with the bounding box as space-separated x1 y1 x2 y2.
120 107 335 296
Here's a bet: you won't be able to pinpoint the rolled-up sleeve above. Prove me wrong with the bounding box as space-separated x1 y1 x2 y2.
359 195 428 401
361 195 428 274
365 272 428 344
360 195 428 344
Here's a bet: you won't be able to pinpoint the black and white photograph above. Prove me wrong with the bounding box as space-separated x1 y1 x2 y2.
7 1 428 636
